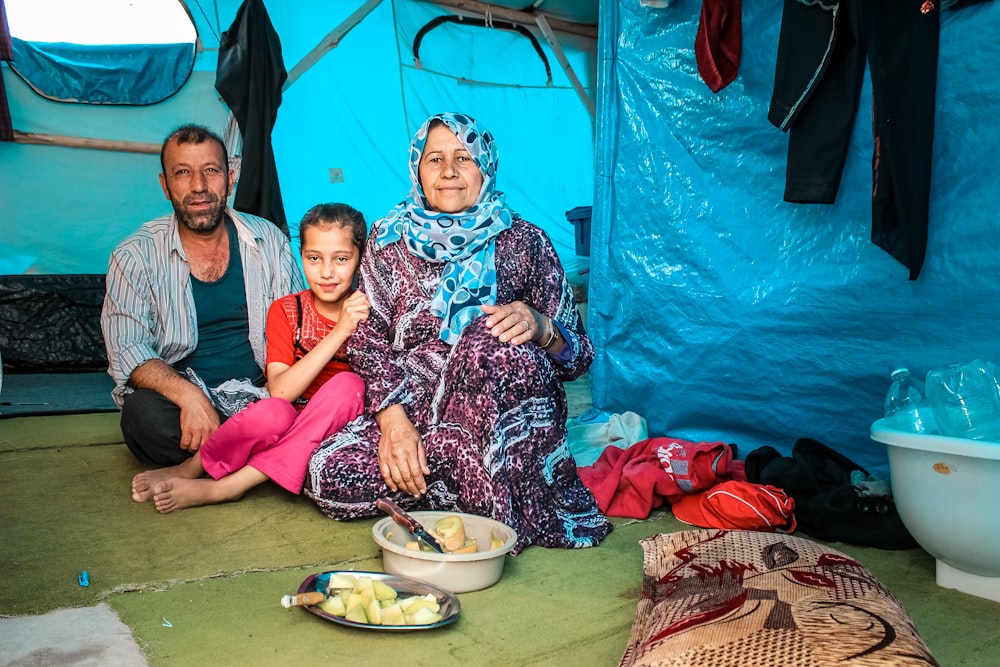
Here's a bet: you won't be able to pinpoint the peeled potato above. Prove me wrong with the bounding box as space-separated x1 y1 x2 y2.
432 515 467 552
489 529 504 550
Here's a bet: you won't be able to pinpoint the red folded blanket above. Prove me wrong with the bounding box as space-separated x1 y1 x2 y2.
578 437 746 519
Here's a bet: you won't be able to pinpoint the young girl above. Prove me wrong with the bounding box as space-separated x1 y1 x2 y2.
130 203 370 512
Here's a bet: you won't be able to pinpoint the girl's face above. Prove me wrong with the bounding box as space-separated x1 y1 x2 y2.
300 223 360 317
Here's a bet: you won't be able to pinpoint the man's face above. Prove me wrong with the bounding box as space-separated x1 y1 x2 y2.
158 138 233 233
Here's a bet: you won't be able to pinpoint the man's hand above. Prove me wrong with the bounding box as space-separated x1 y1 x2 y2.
375 404 429 497
177 391 221 452
129 359 221 452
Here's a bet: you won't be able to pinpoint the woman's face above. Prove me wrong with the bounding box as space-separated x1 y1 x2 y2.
418 124 484 213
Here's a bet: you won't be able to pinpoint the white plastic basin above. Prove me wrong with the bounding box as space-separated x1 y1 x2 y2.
871 418 1000 603
372 511 517 593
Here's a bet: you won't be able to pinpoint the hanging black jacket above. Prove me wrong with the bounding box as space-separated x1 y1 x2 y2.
216 0 289 236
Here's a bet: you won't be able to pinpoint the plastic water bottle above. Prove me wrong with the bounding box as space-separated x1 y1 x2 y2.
926 360 1000 442
884 365 937 434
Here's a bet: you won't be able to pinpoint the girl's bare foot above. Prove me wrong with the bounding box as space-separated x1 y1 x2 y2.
151 478 242 513
151 467 268 513
131 455 204 502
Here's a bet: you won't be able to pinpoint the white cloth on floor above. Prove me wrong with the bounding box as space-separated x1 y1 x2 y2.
567 409 648 467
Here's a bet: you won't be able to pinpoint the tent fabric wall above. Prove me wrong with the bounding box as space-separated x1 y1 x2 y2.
0 0 596 371
8 39 195 105
0 71 227 274
0 274 106 370
0 0 596 280
590 0 1000 474
270 0 596 280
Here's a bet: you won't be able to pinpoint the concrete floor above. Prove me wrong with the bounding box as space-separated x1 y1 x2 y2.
0 604 148 667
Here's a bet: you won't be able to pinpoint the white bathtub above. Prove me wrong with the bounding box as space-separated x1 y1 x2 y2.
871 418 1000 603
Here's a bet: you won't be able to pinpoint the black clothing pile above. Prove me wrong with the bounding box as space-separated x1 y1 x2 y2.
745 438 917 550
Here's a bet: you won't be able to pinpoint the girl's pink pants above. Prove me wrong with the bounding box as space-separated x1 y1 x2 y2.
200 372 364 493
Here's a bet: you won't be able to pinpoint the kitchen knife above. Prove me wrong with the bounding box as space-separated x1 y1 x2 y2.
375 497 445 553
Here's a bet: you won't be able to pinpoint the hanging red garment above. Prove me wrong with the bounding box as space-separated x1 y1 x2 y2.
695 0 742 93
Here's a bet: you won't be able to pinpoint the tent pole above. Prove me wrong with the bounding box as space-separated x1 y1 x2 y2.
12 131 158 154
283 0 384 92
533 15 595 120
429 0 597 39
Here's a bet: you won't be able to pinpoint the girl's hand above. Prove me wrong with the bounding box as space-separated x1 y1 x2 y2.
339 290 371 335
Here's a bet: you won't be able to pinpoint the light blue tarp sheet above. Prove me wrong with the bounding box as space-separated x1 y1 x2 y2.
9 39 194 105
589 0 1000 473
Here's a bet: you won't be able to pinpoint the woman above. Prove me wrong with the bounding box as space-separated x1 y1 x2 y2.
305 112 611 553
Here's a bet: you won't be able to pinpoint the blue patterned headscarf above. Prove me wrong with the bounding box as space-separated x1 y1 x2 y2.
375 112 516 344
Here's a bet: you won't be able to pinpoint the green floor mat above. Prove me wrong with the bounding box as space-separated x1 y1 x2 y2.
0 440 377 616
3 413 999 666
0 372 117 418
109 516 672 667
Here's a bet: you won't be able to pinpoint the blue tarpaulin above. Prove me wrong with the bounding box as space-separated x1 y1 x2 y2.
590 0 1000 473
9 39 194 105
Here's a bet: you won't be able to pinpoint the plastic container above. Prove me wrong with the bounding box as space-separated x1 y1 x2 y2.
372 511 517 593
883 365 937 434
871 418 1000 602
985 359 1000 402
565 206 592 257
925 360 1000 442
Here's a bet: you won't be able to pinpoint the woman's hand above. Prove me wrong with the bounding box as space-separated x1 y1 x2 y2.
481 302 545 346
375 404 430 497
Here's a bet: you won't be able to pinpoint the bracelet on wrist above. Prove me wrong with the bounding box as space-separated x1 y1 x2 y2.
540 319 559 349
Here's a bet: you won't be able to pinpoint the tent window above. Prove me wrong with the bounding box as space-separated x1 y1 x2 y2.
3 0 197 105
413 16 553 86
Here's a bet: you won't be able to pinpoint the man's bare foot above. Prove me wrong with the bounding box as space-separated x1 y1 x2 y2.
131 457 203 502
152 478 244 514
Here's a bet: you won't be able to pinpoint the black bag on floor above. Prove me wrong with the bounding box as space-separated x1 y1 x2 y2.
744 438 917 550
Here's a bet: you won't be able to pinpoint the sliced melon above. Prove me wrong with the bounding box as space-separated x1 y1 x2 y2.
432 515 467 552
327 573 359 591
406 606 443 625
490 529 505 550
381 603 405 626
366 597 383 625
344 604 368 624
318 595 347 617
372 580 397 601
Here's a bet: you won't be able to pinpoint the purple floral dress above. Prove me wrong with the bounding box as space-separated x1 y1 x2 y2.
304 219 612 553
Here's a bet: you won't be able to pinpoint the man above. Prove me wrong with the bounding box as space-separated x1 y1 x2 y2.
101 124 305 465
